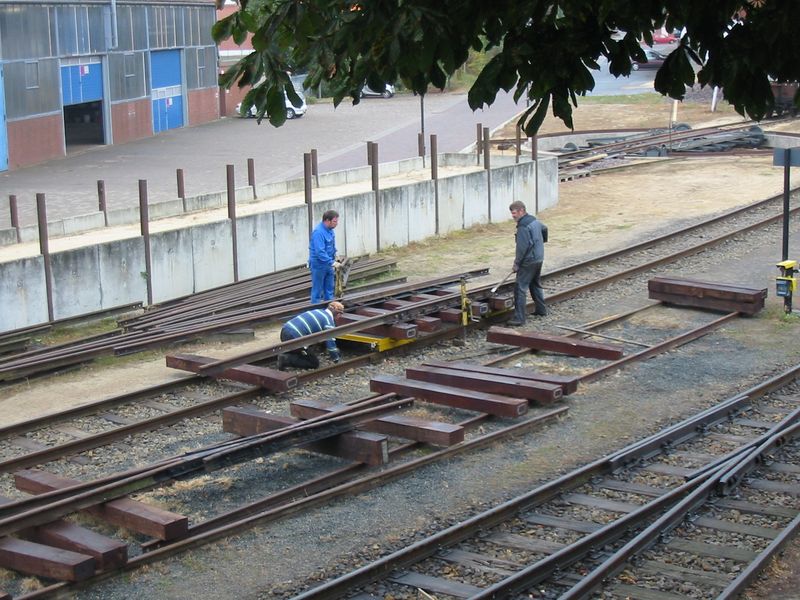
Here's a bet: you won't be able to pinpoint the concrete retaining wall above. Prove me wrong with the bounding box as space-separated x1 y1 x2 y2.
0 154 558 333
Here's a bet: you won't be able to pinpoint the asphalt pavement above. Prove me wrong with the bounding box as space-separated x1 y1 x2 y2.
0 90 526 228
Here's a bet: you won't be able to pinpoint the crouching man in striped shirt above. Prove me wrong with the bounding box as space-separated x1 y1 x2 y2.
277 301 345 370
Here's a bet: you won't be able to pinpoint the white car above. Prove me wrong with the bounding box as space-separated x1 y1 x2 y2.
237 91 307 119
361 83 395 98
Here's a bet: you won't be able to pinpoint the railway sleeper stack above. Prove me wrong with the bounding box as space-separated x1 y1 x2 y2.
648 276 767 315
486 326 625 360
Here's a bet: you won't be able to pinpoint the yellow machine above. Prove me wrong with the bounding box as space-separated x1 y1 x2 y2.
776 259 798 313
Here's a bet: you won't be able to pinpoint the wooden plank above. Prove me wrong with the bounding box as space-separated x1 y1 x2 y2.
523 512 601 534
647 277 767 304
667 538 758 562
562 493 640 513
165 353 297 392
422 359 580 394
487 532 565 553
693 516 779 539
390 571 482 598
746 478 800 496
643 463 695 477
597 479 667 498
14 469 188 541
369 374 529 418
715 498 797 519
0 537 95 582
289 399 464 447
405 365 562 403
487 326 625 360
637 559 732 588
222 406 389 465
767 462 800 475
438 548 520 576
27 519 128 569
336 313 417 339
648 290 763 316
608 583 689 600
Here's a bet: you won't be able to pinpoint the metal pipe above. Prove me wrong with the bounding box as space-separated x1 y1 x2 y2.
97 180 108 226
483 126 491 223
304 153 313 241
226 164 239 282
371 143 380 251
8 195 20 242
138 180 153 306
431 134 438 236
247 158 255 196
36 193 54 322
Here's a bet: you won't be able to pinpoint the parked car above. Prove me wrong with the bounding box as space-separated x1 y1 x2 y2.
631 49 667 71
652 30 678 44
361 83 395 98
236 90 307 119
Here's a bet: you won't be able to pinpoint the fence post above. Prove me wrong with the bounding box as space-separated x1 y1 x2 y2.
515 125 522 164
367 141 374 166
226 164 239 282
97 180 108 226
304 153 314 241
532 134 539 214
36 193 54 322
8 195 20 242
247 158 256 197
476 123 483 165
371 143 381 251
430 134 439 236
483 126 491 224
311 149 320 188
176 168 186 212
138 180 153 306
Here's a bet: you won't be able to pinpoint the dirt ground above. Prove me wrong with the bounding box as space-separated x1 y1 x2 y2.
1 94 798 428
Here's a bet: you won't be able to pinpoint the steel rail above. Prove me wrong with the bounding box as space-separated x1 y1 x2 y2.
290 362 800 600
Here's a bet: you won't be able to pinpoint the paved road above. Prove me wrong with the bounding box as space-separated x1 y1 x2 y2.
0 91 525 228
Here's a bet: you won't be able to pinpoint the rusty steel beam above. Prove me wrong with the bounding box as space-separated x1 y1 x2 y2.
25 519 128 571
289 399 465 447
422 360 579 395
487 327 625 360
370 375 528 418
405 365 562 404
165 353 297 391
0 537 95 582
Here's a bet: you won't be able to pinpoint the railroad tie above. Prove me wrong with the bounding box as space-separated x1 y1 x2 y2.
487 326 625 360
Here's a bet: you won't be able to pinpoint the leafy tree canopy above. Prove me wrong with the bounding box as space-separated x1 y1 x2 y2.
214 0 800 131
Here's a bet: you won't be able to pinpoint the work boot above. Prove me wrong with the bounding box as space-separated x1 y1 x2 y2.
506 318 525 327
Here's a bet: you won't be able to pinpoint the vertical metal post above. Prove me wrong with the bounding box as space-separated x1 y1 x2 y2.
515 125 522 164
419 94 426 167
371 143 381 251
176 168 185 200
483 126 492 224
367 141 374 166
139 180 153 306
532 134 539 214
783 149 791 261
97 180 108 226
431 134 439 236
8 195 20 242
417 133 425 158
247 158 256 197
311 148 320 187
226 164 239 282
476 124 483 165
36 193 54 322
304 153 314 241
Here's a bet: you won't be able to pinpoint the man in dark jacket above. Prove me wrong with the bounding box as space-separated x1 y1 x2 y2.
277 301 344 369
508 200 548 326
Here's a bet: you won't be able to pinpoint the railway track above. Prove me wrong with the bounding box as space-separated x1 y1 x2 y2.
0 188 795 597
291 365 800 600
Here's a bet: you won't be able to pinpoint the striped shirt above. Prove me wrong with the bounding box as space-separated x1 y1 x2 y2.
282 308 337 351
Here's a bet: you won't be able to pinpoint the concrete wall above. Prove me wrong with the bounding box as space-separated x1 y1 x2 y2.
0 154 559 332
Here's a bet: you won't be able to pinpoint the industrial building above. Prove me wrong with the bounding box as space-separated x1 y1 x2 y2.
0 0 219 171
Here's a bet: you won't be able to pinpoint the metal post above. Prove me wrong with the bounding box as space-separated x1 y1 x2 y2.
36 193 54 322
138 180 153 306
371 143 381 251
8 195 20 242
476 123 483 165
176 168 185 206
419 94 426 167
532 134 539 214
783 148 791 261
247 158 256 197
311 148 320 187
431 134 439 236
97 180 108 226
304 153 314 241
418 133 425 158
226 164 239 282
515 125 522 164
367 141 374 166
483 126 492 224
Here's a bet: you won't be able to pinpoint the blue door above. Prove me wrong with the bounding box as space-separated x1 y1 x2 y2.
150 50 183 133
0 67 7 171
60 61 103 105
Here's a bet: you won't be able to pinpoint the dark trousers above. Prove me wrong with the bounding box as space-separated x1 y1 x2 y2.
513 261 546 321
279 328 320 369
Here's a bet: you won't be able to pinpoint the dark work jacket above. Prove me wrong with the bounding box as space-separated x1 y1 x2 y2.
514 213 547 268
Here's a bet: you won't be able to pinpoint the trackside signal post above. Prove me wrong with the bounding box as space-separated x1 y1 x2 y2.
773 147 800 313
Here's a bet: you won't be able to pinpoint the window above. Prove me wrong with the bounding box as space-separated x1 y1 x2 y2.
25 61 39 89
124 53 136 77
